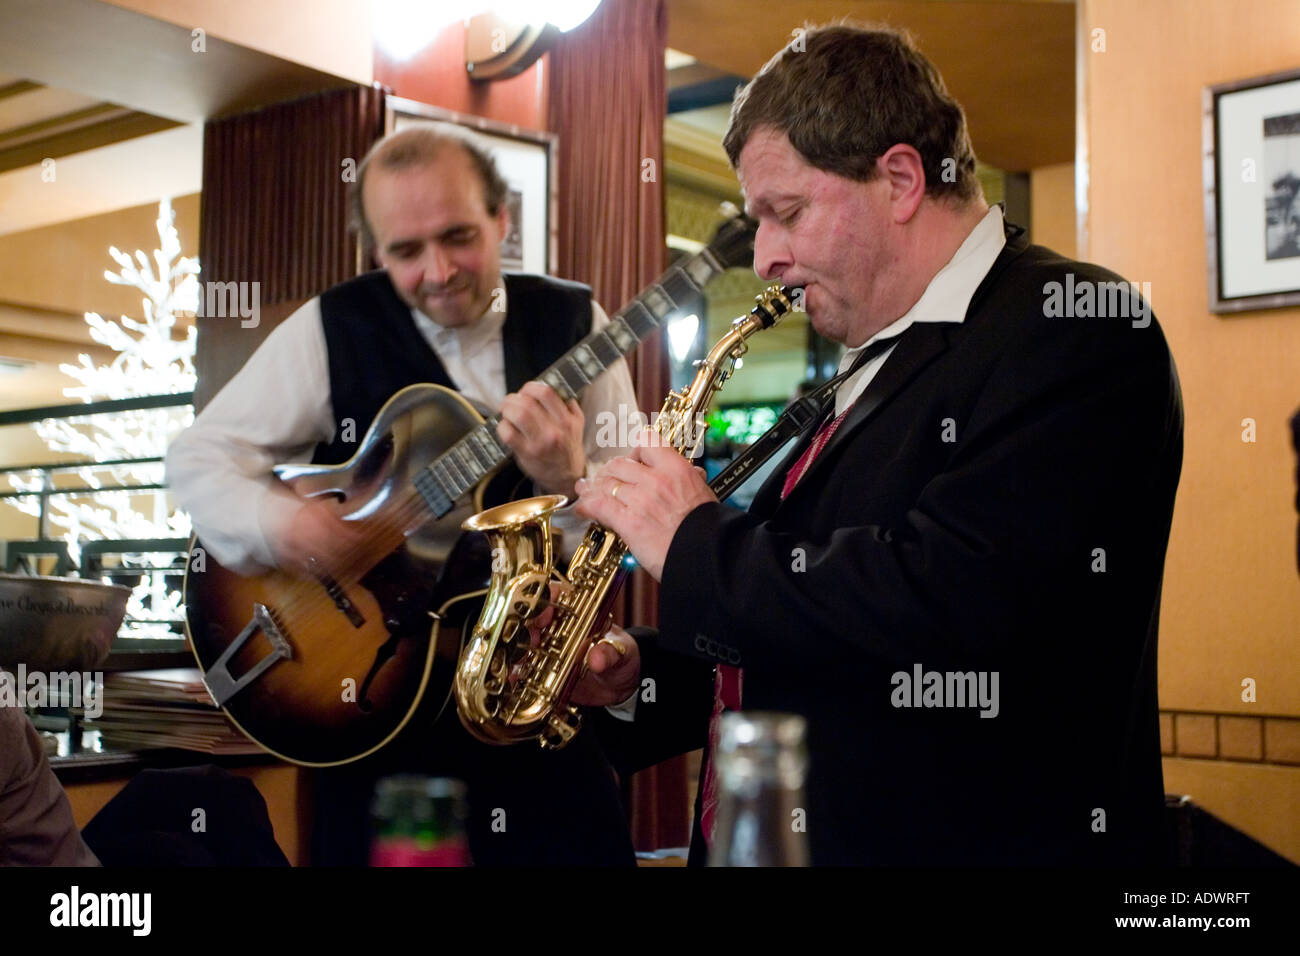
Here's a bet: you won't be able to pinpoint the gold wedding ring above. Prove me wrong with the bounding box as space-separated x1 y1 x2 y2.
599 636 627 657
610 481 621 500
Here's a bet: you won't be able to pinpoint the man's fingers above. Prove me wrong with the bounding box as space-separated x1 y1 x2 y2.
591 635 630 672
521 381 572 421
496 406 527 447
582 472 634 514
599 456 648 488
584 643 617 674
637 439 691 468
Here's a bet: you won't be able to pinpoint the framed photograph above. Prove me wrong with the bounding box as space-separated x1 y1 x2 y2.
386 96 556 275
1205 68 1300 312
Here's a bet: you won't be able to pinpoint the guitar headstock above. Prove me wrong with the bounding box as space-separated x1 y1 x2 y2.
705 206 758 271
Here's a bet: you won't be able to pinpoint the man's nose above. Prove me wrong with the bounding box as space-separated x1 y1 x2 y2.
752 220 790 282
421 244 456 286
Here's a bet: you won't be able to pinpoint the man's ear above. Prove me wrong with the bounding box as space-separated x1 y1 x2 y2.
879 144 926 224
494 202 510 243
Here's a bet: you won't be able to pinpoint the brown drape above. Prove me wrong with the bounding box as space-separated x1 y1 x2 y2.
549 0 689 852
196 84 387 407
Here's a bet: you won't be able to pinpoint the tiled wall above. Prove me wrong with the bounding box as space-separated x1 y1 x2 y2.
1161 711 1300 765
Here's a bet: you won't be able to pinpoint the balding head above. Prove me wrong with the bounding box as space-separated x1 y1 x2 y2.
350 124 508 253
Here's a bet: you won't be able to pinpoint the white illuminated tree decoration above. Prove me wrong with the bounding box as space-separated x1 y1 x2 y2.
4 199 198 639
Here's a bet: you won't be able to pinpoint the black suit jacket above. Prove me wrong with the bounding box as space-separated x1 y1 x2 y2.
612 223 1183 865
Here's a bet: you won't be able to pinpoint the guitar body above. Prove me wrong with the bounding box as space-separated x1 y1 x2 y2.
185 384 521 766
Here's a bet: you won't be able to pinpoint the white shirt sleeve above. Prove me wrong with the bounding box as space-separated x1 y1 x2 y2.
579 299 642 468
549 299 643 553
165 298 337 573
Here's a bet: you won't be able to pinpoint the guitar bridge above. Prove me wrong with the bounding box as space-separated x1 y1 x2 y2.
203 603 293 707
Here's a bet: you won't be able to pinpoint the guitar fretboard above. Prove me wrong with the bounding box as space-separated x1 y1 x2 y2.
413 241 734 517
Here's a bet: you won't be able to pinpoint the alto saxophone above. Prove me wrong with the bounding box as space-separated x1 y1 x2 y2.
455 284 799 748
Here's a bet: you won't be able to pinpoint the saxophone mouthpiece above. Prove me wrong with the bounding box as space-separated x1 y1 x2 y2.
751 284 803 328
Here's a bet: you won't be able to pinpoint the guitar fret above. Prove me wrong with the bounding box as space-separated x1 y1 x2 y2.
641 283 676 321
480 419 509 457
570 343 604 382
461 433 487 469
661 269 702 308
621 301 657 338
684 249 721 287
470 428 502 467
434 459 463 498
418 467 449 512
447 449 472 490
546 361 585 399
414 470 453 516
605 315 639 352
455 443 480 481
587 330 622 367
539 367 576 401
560 356 592 389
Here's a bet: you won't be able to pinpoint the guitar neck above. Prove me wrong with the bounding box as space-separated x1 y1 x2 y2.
413 244 731 517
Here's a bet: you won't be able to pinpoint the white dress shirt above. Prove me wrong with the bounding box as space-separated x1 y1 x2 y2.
166 285 640 573
833 205 1007 416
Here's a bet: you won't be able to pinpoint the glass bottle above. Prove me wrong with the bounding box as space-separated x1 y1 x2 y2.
708 711 811 867
369 775 470 867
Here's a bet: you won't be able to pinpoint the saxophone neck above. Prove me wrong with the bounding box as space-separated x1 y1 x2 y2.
662 283 801 453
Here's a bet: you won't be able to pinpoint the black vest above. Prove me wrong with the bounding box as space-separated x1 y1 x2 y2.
312 271 592 464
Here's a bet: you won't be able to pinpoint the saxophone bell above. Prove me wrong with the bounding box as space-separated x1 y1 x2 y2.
456 494 568 742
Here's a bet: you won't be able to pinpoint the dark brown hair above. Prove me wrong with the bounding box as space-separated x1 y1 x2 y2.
723 23 981 203
349 124 509 251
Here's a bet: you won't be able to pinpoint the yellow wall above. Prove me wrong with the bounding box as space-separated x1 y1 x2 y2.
1082 0 1300 861
0 195 201 320
1031 161 1077 260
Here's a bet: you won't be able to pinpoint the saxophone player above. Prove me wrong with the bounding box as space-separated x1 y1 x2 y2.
573 22 1182 866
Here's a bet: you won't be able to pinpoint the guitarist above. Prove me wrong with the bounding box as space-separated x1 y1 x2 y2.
166 125 640 865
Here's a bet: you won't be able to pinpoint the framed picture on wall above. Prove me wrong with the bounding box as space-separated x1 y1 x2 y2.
1205 68 1300 312
386 96 556 275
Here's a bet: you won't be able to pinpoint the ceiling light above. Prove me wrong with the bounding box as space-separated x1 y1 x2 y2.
371 1 463 60
493 0 602 31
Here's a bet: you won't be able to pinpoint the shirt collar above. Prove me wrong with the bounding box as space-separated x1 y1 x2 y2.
415 284 508 357
840 205 1006 369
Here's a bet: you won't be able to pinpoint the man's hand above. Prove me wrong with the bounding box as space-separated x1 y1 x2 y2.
497 381 587 497
271 498 369 576
574 432 716 581
571 624 642 707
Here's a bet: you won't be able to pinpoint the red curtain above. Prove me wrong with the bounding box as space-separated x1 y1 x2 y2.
549 0 690 852
196 84 387 406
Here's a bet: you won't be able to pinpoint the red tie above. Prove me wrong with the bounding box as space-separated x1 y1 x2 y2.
700 401 857 846
778 404 856 499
